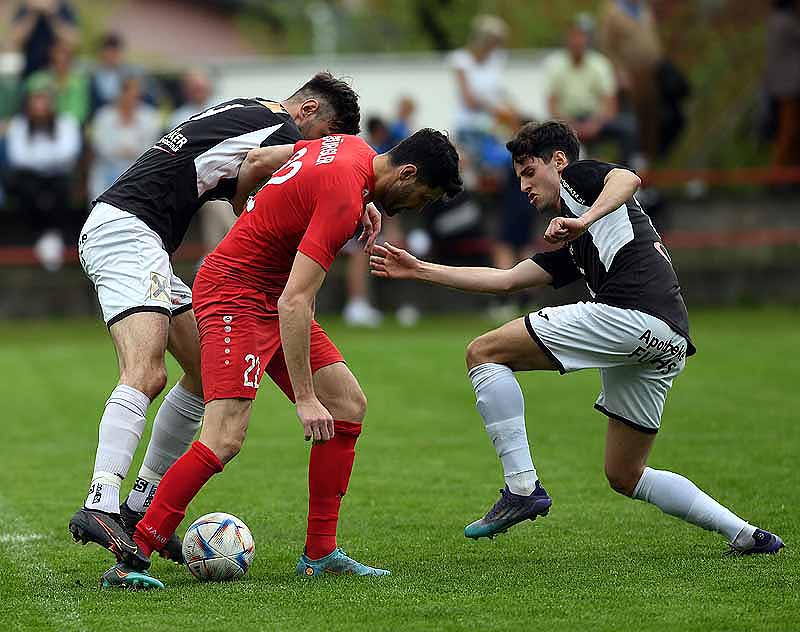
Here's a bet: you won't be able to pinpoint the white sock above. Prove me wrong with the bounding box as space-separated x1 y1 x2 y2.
126 382 203 512
469 363 538 495
84 384 149 514
633 467 755 544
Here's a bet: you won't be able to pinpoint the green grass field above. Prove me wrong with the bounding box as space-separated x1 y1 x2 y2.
0 309 797 632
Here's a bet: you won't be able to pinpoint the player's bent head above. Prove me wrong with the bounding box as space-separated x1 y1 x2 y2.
287 72 360 137
379 128 463 216
507 121 579 211
507 120 580 167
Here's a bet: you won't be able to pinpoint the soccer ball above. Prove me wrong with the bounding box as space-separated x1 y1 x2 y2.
182 512 255 581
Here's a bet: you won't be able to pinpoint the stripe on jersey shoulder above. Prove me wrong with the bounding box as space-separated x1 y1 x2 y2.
560 181 634 272
194 123 283 197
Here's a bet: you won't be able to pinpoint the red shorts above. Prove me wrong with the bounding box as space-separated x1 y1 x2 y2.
194 274 344 404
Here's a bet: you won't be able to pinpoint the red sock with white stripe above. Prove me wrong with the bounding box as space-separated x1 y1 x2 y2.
305 420 362 560
133 441 223 557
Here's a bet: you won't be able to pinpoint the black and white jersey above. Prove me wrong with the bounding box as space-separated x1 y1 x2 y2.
532 160 695 355
97 98 301 254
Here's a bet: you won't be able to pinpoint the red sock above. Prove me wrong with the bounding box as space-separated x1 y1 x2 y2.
133 441 223 557
305 420 362 560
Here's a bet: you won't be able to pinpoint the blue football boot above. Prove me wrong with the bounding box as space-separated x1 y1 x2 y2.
464 482 552 540
296 547 390 577
99 562 164 590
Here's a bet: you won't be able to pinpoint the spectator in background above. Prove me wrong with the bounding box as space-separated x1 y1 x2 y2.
765 0 800 168
546 15 639 167
598 0 662 163
169 69 216 130
26 38 89 124
89 32 129 115
388 95 415 143
10 0 78 79
5 77 80 270
450 14 519 162
89 75 160 202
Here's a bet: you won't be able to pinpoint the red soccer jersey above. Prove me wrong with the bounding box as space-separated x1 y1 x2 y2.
202 134 376 303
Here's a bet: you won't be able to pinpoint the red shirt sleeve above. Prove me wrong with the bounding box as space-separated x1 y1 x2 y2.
297 176 363 271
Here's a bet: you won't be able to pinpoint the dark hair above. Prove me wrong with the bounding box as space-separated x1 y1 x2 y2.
388 128 463 198
100 32 124 50
506 121 579 164
367 116 387 135
289 71 360 135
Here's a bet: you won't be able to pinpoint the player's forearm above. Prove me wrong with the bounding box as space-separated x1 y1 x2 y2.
232 145 294 214
416 261 515 294
582 169 641 228
277 295 316 402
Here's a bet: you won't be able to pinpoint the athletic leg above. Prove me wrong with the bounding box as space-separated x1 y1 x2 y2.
467 317 555 493
267 325 388 576
69 311 169 566
127 309 204 513
605 419 783 554
463 318 556 539
85 312 169 513
132 398 250 560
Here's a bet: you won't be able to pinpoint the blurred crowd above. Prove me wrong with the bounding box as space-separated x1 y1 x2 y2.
0 0 797 322
0 0 220 271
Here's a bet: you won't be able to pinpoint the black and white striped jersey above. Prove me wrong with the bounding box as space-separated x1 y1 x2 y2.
97 98 302 254
532 160 695 355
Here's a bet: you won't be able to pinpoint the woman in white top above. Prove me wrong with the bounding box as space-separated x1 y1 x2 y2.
89 75 161 202
450 14 519 154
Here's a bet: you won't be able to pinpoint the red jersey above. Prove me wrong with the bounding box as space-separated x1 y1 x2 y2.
202 134 376 302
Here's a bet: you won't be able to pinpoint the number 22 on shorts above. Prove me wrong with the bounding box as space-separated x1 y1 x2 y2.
243 354 261 388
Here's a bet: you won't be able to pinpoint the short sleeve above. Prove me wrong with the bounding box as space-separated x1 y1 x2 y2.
543 53 561 96
450 49 471 72
531 247 583 289
561 160 630 205
595 54 616 96
297 179 363 271
259 119 301 147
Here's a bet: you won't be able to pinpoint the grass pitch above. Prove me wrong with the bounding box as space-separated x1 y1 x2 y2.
0 309 797 631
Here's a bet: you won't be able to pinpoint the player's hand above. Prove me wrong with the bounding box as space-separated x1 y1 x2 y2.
359 204 382 253
370 242 421 280
544 216 589 244
295 396 334 443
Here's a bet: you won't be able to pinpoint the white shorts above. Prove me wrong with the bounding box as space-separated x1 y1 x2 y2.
524 302 688 434
79 202 192 327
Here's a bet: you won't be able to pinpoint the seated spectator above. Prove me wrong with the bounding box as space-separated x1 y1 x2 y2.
10 0 78 79
5 79 81 270
89 75 160 201
168 69 216 130
545 15 639 166
26 37 89 124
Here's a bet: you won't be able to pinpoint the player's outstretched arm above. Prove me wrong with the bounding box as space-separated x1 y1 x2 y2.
278 252 335 443
370 243 552 294
232 144 296 215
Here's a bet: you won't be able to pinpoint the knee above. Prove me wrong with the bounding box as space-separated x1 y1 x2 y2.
335 387 367 423
605 466 643 498
466 334 495 369
122 362 168 400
